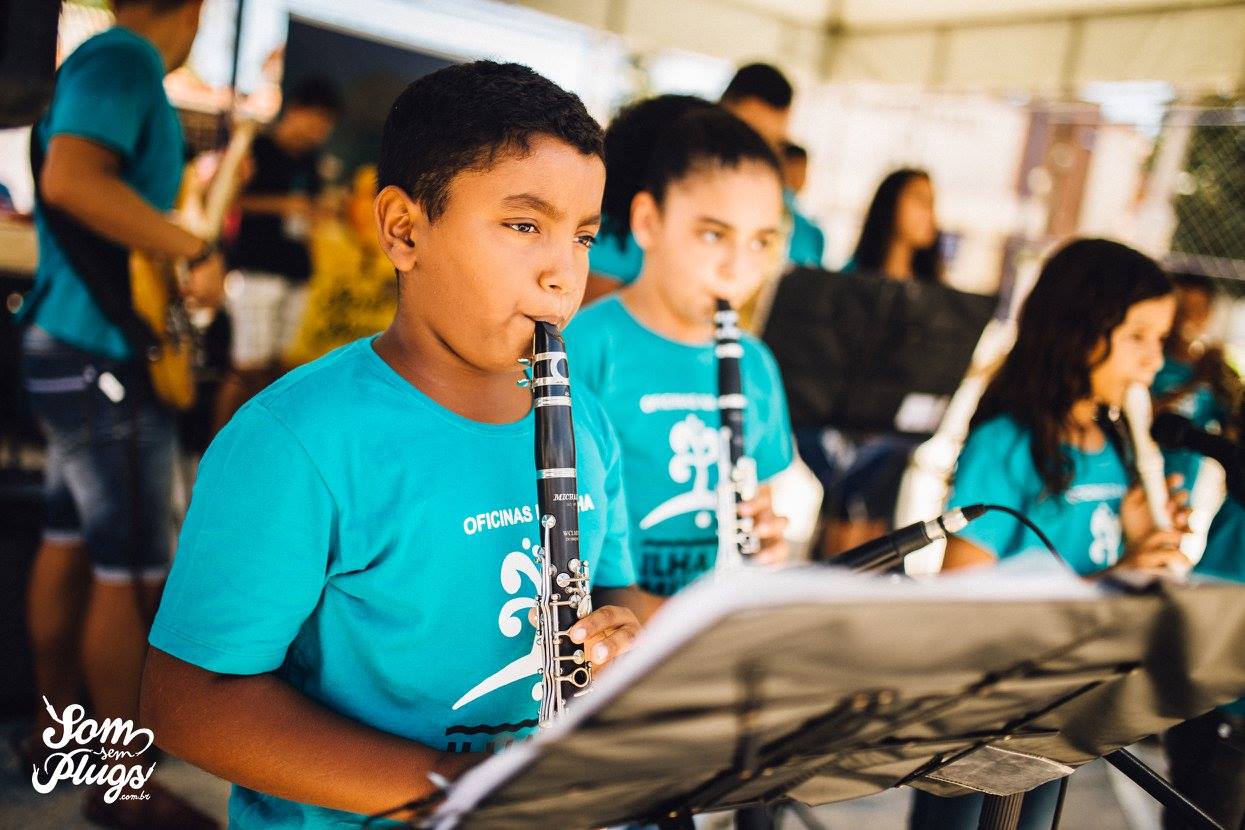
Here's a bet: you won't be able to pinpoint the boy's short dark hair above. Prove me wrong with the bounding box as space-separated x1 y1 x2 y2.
378 61 603 222
285 76 342 116
721 63 793 110
782 142 807 162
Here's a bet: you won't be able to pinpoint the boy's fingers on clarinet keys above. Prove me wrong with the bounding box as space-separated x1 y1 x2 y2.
568 605 640 669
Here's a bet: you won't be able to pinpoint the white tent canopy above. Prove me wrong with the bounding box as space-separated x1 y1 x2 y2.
518 0 1245 93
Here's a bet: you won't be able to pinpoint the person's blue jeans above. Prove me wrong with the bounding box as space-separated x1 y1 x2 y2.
21 326 176 581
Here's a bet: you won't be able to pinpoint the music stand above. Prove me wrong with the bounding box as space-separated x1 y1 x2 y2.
761 269 998 435
426 558 1245 830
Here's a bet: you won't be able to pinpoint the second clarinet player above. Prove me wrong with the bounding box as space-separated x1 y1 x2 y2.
528 322 594 725
565 101 797 597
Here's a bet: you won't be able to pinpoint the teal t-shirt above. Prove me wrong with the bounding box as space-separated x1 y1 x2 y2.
784 188 825 269
148 337 635 829
22 27 185 359
948 415 1131 576
1194 498 1245 716
565 296 794 595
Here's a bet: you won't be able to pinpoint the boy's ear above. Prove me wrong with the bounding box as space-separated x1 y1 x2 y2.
375 185 425 273
630 190 660 252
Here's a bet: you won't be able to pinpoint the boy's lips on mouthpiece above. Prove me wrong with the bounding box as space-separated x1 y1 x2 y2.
526 314 565 329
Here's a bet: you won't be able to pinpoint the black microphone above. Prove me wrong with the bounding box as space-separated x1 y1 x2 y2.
1150 412 1245 504
837 505 989 574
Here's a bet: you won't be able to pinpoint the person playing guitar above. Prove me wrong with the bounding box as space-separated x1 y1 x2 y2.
16 1 224 827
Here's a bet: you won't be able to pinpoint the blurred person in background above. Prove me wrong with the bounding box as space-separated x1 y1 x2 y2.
780 141 825 272
1152 271 1242 492
799 168 942 555
213 76 340 431
15 0 222 826
845 167 941 280
1168 400 1245 830
283 164 398 367
585 62 821 303
1153 275 1244 830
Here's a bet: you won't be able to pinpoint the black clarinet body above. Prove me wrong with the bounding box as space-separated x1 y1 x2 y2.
528 322 592 726
714 299 760 566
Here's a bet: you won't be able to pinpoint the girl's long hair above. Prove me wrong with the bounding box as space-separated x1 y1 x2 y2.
599 95 781 245
850 168 941 281
972 238 1172 495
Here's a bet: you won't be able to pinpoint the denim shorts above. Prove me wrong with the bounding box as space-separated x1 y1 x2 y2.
21 326 176 581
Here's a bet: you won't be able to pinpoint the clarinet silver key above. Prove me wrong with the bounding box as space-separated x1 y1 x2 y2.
524 323 592 727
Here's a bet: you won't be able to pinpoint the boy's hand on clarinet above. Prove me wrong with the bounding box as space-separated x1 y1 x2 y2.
740 485 790 565
567 605 640 672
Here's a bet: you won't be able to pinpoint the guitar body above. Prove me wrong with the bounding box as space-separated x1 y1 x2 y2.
129 248 197 410
130 119 257 411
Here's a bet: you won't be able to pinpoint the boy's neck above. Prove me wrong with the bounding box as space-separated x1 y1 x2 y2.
373 316 531 425
621 276 713 344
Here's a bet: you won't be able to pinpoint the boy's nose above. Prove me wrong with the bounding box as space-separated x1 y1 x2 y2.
717 245 744 283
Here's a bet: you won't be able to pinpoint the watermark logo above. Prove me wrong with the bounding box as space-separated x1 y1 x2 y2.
30 696 156 803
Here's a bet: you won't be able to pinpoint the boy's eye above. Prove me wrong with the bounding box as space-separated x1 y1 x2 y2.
749 236 775 252
699 229 724 243
576 234 596 249
506 222 539 234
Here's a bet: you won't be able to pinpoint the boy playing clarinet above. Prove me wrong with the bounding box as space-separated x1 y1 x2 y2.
140 62 646 828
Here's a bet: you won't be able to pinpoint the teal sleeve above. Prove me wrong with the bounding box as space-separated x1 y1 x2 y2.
947 420 1032 559
589 234 644 284
1195 499 1245 583
149 404 335 674
48 47 153 160
753 345 795 482
591 409 636 589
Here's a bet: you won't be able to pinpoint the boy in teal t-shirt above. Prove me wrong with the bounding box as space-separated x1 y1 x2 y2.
142 63 646 829
569 97 795 598
568 296 793 594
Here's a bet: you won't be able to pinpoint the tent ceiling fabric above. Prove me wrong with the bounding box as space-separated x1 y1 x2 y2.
515 0 1245 92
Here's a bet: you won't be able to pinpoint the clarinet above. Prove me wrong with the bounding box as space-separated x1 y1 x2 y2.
522 322 593 727
714 299 760 569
